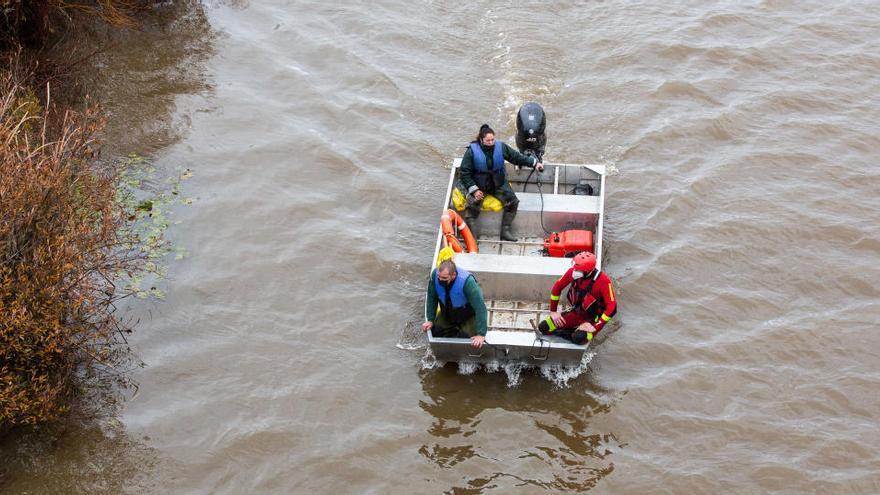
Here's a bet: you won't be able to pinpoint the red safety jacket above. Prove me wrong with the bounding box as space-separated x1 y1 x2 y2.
549 267 617 331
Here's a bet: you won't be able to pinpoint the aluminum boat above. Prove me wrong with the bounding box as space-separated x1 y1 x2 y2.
427 158 607 366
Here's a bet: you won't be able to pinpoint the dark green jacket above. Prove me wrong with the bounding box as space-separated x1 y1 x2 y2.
459 141 537 195
425 269 488 336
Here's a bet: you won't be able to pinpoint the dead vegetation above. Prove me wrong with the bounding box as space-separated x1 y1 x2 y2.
1 1 150 46
1 1 163 430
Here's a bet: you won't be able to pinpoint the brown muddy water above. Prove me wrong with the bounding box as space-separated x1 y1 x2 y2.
3 1 880 493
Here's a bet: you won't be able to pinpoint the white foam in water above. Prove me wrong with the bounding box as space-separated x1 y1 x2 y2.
396 340 425 351
420 348 439 370
540 351 596 388
411 339 596 387
503 362 525 387
458 360 523 387
457 362 479 375
396 322 427 351
424 351 594 388
484 361 502 374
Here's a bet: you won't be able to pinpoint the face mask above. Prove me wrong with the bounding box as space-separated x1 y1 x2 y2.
572 270 584 280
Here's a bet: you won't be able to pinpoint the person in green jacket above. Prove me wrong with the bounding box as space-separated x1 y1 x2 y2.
459 123 544 241
422 260 488 348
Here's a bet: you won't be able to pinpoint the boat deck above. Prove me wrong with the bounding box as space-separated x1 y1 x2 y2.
486 299 550 332
475 237 546 257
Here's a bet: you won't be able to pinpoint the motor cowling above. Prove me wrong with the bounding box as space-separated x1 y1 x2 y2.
515 102 547 161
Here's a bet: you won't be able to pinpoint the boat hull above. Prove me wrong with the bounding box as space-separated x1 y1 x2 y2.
430 331 588 366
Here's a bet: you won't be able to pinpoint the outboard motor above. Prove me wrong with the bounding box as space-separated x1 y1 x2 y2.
515 102 547 161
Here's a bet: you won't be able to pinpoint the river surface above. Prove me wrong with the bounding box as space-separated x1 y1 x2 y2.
3 1 880 493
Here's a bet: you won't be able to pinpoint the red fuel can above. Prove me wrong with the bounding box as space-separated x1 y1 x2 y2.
543 230 594 257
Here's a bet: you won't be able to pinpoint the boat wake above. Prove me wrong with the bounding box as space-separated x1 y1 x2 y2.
539 352 596 388
416 346 595 388
396 321 427 351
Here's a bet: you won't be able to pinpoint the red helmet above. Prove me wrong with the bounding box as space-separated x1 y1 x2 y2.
572 251 596 273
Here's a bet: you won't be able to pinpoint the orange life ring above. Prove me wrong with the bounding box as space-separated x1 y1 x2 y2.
441 209 478 254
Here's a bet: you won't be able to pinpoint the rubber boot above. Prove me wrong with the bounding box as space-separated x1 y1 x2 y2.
500 209 517 242
463 208 480 239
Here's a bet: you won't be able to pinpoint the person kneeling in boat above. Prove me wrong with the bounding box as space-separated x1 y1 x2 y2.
538 251 617 345
422 260 488 348
460 123 544 242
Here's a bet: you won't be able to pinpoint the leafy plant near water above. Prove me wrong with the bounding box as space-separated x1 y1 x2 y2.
0 72 187 429
117 153 191 299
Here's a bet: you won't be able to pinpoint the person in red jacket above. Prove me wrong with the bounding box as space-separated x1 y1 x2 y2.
537 251 617 345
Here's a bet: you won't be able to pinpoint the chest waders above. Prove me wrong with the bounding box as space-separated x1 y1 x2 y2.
468 142 520 242
435 269 476 325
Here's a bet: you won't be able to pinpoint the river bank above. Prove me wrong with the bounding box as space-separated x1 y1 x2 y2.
1 2 211 491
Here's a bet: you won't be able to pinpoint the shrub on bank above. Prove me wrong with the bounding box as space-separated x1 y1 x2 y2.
1 1 149 47
0 72 151 428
